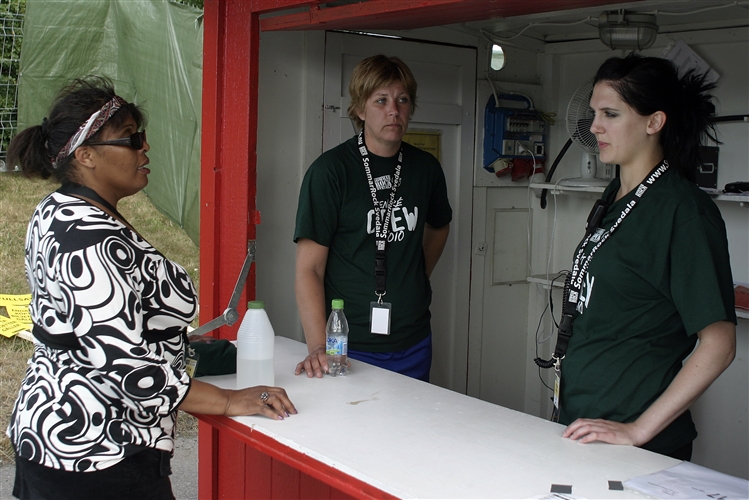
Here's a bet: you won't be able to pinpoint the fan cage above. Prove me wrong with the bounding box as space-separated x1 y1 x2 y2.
565 81 599 154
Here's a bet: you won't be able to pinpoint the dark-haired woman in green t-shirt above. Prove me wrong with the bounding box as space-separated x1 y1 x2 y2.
559 54 736 460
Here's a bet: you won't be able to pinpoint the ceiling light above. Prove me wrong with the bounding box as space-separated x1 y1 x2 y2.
598 11 658 51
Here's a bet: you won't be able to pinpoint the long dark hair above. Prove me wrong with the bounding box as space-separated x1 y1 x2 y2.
594 54 719 179
7 76 145 183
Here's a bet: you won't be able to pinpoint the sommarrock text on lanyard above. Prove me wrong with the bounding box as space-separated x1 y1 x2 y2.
535 159 670 371
537 160 669 421
357 131 403 301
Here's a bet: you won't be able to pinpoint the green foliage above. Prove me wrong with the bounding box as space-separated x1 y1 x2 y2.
172 0 204 10
0 0 25 160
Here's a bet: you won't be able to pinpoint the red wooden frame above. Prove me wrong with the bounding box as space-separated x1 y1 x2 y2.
198 1 633 497
260 0 630 32
195 415 397 499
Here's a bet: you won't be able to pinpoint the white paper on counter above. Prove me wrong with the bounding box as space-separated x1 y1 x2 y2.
624 461 749 499
530 494 585 500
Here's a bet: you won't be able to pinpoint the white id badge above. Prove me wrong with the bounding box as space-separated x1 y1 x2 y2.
551 370 561 422
370 302 392 335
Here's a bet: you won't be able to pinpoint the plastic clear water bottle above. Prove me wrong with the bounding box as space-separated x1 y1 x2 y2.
325 299 348 377
236 301 275 389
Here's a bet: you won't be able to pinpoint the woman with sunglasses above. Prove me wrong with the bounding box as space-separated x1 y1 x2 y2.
6 77 296 500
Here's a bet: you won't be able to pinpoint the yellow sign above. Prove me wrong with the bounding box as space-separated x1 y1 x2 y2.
8 304 32 324
0 293 31 306
0 315 29 338
403 129 442 163
0 293 32 338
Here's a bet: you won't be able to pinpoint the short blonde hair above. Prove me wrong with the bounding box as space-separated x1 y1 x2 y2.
347 55 417 130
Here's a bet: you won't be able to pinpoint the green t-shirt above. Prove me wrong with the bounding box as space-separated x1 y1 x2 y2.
294 136 452 352
559 167 736 455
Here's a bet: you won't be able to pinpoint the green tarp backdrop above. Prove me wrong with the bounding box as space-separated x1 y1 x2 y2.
18 0 203 245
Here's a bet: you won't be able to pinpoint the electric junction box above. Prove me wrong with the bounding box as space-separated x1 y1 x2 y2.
483 94 547 179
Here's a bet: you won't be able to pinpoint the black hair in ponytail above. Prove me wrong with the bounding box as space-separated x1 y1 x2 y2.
594 53 719 179
7 76 145 183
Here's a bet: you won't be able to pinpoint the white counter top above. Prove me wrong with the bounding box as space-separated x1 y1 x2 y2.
199 336 678 499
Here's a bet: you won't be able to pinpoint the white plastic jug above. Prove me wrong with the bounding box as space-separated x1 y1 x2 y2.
236 301 275 389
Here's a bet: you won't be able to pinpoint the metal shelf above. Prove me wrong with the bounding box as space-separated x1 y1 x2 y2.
527 276 748 320
705 193 749 205
530 182 606 195
699 187 749 204
527 274 566 289
530 183 748 205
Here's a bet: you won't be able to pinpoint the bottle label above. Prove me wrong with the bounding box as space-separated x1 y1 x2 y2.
326 335 348 356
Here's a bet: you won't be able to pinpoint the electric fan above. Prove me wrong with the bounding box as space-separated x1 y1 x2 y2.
559 80 610 187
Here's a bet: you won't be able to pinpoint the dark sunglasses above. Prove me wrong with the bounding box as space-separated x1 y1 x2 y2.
87 130 147 150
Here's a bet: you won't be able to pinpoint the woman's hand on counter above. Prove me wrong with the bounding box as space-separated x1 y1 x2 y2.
295 345 329 378
225 386 298 420
563 321 736 447
180 380 296 420
562 418 644 446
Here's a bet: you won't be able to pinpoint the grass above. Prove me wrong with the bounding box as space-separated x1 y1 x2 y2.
0 173 200 465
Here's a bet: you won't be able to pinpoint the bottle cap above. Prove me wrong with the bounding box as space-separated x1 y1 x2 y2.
331 299 344 309
248 301 265 309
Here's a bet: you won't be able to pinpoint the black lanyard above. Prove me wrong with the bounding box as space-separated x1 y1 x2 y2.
58 183 131 227
536 159 670 370
357 132 403 301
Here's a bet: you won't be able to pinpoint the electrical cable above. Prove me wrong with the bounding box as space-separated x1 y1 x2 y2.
485 72 536 110
484 73 556 130
645 1 749 17
544 180 561 294
712 114 749 123
532 168 571 389
479 2 748 46
520 145 539 278
548 270 569 331
485 71 501 113
534 301 554 391
534 267 571 370
481 18 596 42
543 176 573 329
539 111 557 126
540 138 573 209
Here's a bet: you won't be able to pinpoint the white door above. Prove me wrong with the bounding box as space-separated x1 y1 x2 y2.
323 32 475 392
467 80 548 414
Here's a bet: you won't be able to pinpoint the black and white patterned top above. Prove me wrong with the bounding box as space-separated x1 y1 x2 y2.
7 190 198 472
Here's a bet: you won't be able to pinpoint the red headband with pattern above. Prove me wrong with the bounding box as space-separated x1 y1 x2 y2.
52 95 127 168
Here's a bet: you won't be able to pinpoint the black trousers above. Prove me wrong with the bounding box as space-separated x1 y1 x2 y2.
666 441 693 461
13 447 174 500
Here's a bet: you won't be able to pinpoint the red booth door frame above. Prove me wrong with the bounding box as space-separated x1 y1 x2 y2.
198 1 632 497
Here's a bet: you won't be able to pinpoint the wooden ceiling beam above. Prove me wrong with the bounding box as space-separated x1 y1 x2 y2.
260 0 633 32
249 0 319 13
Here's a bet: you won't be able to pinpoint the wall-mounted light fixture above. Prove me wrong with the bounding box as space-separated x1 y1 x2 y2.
598 10 658 50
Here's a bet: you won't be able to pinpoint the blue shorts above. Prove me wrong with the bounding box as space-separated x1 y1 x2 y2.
348 333 432 382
